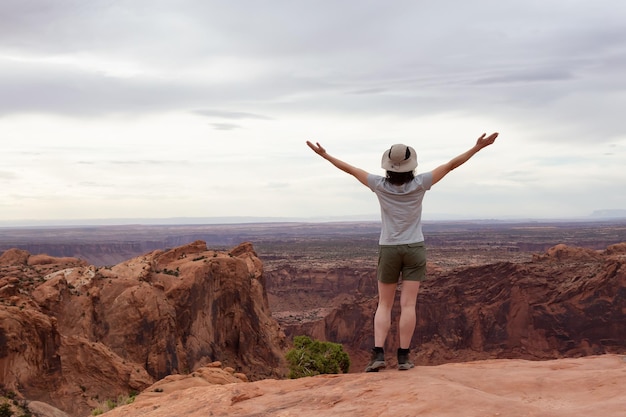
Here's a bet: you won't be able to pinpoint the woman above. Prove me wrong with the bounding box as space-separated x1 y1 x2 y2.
306 132 498 371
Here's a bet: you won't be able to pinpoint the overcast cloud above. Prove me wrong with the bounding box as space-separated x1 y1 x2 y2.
1 0 625 224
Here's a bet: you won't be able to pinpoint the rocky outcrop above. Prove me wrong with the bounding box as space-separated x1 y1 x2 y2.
272 244 626 370
0 241 287 416
100 354 626 417
3 238 626 416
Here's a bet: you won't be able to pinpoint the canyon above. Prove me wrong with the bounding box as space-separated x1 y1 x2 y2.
0 220 625 416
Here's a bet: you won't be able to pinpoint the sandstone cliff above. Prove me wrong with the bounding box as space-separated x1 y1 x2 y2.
0 242 287 416
268 243 626 370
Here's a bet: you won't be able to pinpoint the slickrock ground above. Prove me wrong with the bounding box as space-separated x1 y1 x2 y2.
104 354 625 417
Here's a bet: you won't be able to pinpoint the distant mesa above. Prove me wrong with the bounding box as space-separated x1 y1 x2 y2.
590 209 626 219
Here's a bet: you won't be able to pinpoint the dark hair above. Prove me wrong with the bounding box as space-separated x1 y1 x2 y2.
385 170 414 185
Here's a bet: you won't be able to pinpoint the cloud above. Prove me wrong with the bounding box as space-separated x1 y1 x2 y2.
473 70 574 85
210 123 242 131
108 160 188 165
0 170 17 180
1 0 624 143
194 109 272 120
0 1 624 222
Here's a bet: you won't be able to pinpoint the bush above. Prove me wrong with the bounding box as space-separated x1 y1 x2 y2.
0 403 11 417
285 336 350 379
91 391 136 416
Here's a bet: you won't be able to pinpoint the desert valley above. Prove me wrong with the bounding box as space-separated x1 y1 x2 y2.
1 219 625 416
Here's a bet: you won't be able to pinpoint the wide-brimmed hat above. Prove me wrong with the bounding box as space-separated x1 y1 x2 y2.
381 144 417 172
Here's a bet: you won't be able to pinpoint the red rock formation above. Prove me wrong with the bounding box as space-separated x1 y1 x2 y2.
101 354 626 417
3 240 625 415
272 244 626 370
0 242 287 416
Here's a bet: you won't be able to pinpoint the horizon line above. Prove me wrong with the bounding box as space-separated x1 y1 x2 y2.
2 213 626 228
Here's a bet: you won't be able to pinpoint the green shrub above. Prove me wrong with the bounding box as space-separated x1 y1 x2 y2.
90 391 136 416
162 268 179 277
0 403 11 417
285 335 350 379
19 409 32 417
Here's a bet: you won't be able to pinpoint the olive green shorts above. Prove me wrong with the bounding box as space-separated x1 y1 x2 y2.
377 242 427 283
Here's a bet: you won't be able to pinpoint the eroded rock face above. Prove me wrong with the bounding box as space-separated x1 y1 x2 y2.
0 241 287 416
271 244 626 370
101 355 626 417
2 240 625 416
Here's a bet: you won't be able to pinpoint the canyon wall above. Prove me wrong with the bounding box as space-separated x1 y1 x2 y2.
268 243 626 370
0 241 287 416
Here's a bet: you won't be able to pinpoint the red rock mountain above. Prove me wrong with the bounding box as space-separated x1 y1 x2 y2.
0 241 287 416
266 242 626 370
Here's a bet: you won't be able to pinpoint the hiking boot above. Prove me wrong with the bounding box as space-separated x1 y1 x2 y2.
364 348 386 372
397 348 414 371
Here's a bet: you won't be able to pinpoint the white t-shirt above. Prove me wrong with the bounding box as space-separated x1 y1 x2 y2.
367 172 433 245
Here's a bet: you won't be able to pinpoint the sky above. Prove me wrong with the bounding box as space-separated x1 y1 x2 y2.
1 0 625 225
